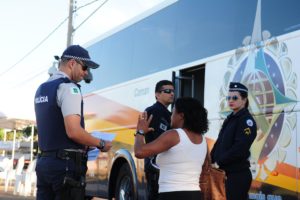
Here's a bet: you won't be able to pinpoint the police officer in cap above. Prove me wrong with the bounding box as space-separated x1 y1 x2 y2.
211 82 257 200
34 45 112 200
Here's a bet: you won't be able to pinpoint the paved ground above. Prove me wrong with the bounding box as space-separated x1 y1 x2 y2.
0 182 106 200
0 182 35 200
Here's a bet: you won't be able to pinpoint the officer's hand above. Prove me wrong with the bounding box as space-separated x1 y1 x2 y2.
101 141 112 152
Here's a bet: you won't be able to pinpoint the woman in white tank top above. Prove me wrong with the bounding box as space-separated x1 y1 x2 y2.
134 97 209 200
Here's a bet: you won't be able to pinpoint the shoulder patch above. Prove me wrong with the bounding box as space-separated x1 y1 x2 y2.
244 127 251 135
70 87 80 95
246 119 253 127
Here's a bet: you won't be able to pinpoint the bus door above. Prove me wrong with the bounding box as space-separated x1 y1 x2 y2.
172 64 205 105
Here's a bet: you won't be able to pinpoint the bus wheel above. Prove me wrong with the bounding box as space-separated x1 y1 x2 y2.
115 163 134 200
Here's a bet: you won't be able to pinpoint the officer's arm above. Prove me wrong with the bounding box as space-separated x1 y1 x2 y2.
64 115 112 151
58 84 111 151
218 118 257 165
144 109 160 143
210 139 219 163
146 109 160 133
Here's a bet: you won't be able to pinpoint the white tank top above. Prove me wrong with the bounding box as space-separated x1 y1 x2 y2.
156 128 207 193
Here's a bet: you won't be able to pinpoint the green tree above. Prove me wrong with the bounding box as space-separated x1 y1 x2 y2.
5 131 23 140
0 128 4 140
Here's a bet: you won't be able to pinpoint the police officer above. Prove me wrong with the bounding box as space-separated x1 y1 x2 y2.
144 80 174 200
211 82 257 200
34 45 112 200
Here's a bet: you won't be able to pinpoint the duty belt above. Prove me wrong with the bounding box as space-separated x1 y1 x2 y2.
39 149 86 160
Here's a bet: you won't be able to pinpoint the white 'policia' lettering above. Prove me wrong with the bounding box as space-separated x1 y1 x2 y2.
35 96 48 104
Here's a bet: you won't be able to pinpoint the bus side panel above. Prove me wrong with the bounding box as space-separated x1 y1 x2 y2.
84 71 173 198
297 111 300 200
204 31 300 199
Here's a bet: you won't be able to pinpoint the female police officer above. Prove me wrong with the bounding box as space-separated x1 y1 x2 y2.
211 82 257 200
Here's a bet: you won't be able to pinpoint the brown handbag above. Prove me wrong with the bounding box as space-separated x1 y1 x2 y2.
200 144 226 200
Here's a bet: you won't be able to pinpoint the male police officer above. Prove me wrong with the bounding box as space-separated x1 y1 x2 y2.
34 45 112 200
144 80 174 200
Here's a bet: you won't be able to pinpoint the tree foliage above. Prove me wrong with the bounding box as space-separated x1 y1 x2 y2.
0 126 37 140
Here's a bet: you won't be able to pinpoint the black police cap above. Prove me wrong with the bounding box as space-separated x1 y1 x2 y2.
54 45 100 69
229 82 248 93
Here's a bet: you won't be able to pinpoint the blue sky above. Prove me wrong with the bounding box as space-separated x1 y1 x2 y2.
0 0 165 120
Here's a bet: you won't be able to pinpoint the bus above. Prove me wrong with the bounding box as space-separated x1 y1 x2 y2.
82 0 300 199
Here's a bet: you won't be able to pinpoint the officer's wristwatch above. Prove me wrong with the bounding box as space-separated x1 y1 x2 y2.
135 129 145 136
98 140 106 150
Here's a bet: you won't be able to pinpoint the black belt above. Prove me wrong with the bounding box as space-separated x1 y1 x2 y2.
39 149 86 160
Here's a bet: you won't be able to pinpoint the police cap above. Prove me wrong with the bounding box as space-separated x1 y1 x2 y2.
55 45 100 69
229 82 248 93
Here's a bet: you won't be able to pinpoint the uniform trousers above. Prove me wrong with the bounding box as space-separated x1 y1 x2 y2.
36 156 86 200
145 171 159 200
225 169 252 200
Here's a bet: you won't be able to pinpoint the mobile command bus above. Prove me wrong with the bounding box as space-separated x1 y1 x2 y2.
81 0 300 199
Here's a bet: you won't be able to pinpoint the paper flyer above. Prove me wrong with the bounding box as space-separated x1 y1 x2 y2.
88 131 116 161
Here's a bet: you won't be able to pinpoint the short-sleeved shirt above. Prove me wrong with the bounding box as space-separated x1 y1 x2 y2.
48 71 82 117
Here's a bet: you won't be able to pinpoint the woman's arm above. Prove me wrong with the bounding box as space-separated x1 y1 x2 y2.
134 112 179 158
134 130 179 158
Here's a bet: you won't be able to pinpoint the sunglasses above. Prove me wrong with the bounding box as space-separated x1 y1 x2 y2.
75 60 88 71
226 95 239 101
160 89 175 94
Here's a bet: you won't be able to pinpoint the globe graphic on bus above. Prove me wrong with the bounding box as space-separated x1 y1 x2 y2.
244 71 274 115
231 50 291 166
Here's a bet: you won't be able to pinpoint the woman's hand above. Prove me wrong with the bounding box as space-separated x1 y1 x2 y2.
136 111 154 134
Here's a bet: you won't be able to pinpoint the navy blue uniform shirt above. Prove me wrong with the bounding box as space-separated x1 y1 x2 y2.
144 101 171 172
211 108 257 173
145 101 171 143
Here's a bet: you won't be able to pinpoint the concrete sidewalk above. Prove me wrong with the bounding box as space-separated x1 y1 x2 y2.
0 182 35 200
0 182 106 200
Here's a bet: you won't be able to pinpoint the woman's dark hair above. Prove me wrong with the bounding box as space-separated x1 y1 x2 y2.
239 91 249 108
174 97 209 135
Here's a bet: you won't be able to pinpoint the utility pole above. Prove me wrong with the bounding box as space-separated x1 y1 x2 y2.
67 0 74 47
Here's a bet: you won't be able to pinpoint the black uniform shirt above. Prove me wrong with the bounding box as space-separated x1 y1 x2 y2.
144 101 171 172
211 108 257 173
145 101 171 143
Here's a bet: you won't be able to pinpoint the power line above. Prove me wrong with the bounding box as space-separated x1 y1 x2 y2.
74 0 109 31
2 0 109 88
0 16 69 78
11 68 48 89
76 0 101 10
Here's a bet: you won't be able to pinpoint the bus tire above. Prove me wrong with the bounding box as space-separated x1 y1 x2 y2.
115 163 134 200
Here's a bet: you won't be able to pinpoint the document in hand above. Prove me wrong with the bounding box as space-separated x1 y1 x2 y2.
91 131 116 141
87 131 116 161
